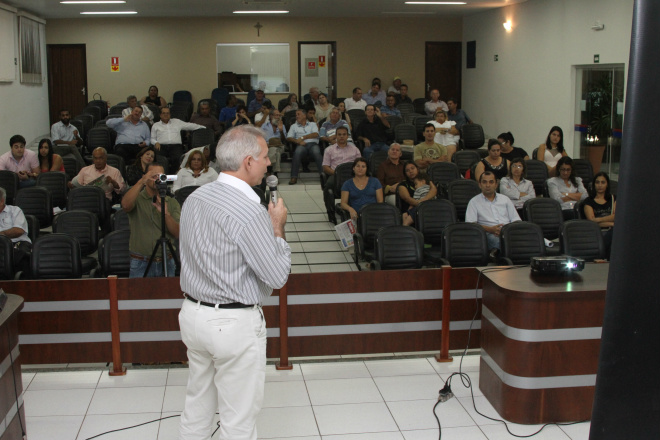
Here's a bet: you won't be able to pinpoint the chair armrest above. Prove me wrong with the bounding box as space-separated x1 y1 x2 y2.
438 258 451 266
354 233 364 260
497 257 514 266
371 260 381 270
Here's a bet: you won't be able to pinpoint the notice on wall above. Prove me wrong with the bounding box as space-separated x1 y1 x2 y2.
111 57 119 72
305 58 318 77
319 55 326 67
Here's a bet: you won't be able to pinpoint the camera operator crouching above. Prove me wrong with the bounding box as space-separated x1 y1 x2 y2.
121 163 181 278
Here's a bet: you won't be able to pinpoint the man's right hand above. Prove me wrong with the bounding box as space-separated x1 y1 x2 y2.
154 142 161 151
17 171 28 181
362 138 371 147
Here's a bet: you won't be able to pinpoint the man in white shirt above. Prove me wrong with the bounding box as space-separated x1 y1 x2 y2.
466 171 520 253
424 89 449 116
122 95 154 124
151 107 205 172
344 87 367 111
50 109 86 168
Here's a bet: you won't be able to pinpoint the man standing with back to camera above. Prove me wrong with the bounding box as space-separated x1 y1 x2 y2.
178 125 291 440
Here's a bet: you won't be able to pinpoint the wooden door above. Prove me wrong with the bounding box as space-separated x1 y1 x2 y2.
47 44 87 125
425 42 461 104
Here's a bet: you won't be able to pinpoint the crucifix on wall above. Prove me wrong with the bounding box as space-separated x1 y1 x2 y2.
254 22 263 37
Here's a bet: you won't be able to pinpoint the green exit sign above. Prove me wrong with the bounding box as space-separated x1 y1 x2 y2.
594 54 600 63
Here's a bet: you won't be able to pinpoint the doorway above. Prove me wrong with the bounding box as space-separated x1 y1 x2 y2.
47 44 87 124
298 42 336 102
573 65 625 180
425 42 461 103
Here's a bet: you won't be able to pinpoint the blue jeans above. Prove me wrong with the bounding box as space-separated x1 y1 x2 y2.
291 142 322 178
18 179 36 189
130 255 176 278
486 233 501 250
363 142 389 160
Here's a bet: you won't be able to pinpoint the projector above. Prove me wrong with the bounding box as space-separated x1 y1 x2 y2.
530 256 585 274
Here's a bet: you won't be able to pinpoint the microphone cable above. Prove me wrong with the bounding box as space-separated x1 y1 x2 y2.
84 413 221 439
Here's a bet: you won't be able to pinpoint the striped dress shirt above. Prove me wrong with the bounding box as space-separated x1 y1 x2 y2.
179 172 291 305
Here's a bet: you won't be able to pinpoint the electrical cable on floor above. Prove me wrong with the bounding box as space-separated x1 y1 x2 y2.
432 265 588 439
84 413 222 439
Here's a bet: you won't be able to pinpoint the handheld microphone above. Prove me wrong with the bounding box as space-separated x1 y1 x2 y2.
266 175 279 204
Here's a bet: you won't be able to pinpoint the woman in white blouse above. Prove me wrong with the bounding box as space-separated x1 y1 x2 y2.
499 157 536 211
173 149 218 192
546 156 588 220
430 109 459 160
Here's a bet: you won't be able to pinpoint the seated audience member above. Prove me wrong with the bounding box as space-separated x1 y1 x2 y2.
475 139 510 182
430 109 459 160
126 146 156 186
363 83 387 106
191 101 224 139
315 94 335 122
547 156 588 219
584 171 615 259
50 109 85 168
38 139 65 173
0 186 32 274
424 89 449 116
122 163 180 278
219 95 239 125
281 93 299 114
377 143 405 205
396 84 413 105
256 108 285 176
122 95 154 124
446 98 473 130
173 149 218 192
107 106 151 163
498 132 529 161
232 104 252 127
380 95 402 118
180 146 217 172
466 170 521 253
151 106 205 172
0 135 39 188
499 157 535 211
254 102 273 124
371 77 382 87
355 104 391 159
306 108 318 125
69 147 126 202
397 161 437 214
344 88 367 111
320 108 351 144
247 89 271 118
307 87 320 107
322 126 361 223
536 126 567 177
414 124 448 171
287 109 321 185
340 157 383 222
336 102 353 131
140 85 167 109
402 172 432 226
388 76 402 95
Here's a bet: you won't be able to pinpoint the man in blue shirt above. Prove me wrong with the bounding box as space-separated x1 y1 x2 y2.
447 98 473 130
247 89 272 118
286 109 320 185
380 95 402 118
363 83 387 106
107 107 151 164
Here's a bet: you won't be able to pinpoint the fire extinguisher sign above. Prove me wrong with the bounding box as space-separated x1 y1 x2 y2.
111 57 120 72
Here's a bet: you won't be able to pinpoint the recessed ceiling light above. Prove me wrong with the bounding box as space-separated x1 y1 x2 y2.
62 1 126 4
233 10 289 14
382 11 436 14
405 2 467 4
80 11 137 14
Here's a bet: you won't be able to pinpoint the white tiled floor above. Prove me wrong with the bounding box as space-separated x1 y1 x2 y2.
22 355 591 440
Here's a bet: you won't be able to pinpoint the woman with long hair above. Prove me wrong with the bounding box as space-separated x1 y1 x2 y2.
497 131 529 161
499 157 535 211
397 161 438 214
474 139 510 182
173 149 218 192
282 93 299 114
546 156 588 219
584 171 615 258
536 126 567 176
340 157 383 222
140 85 167 109
126 145 156 186
38 138 64 172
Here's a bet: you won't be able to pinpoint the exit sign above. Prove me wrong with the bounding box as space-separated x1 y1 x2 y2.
594 54 600 63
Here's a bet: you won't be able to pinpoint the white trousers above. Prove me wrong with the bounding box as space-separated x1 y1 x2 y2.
178 299 267 440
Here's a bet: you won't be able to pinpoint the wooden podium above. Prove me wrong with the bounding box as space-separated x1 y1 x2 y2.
0 294 25 440
479 264 608 424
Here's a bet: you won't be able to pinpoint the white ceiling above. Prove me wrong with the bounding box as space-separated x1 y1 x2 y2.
5 0 526 20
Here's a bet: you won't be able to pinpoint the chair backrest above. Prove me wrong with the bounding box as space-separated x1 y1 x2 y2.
373 225 425 270
112 209 130 231
332 162 356 195
442 223 489 267
98 229 131 278
246 90 256 106
67 186 109 225
396 103 415 118
573 199 587 219
460 123 485 149
30 233 82 279
416 199 457 246
82 105 101 124
413 115 433 138
52 210 99 256
386 116 403 133
146 104 160 122
413 98 427 114
560 219 605 261
105 154 127 180
69 119 85 142
212 88 229 109
87 127 112 150
427 162 460 190
36 171 68 209
394 123 417 144
499 221 546 265
523 198 563 240
171 101 193 121
173 90 192 103
190 128 216 150
15 186 53 228
175 185 200 206
62 156 80 181
74 114 93 134
87 99 108 119
573 159 594 187
452 150 481 176
109 104 128 116
0 235 14 280
368 150 389 176
525 159 549 197
24 214 39 243
356 203 401 254
447 179 481 221
347 109 366 125
0 170 19 204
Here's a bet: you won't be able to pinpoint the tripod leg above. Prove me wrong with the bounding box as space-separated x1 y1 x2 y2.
144 241 163 278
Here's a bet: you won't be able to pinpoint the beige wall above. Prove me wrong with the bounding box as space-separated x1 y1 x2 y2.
46 16 462 106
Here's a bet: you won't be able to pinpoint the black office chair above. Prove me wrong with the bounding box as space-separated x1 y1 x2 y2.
175 185 200 207
52 210 99 274
109 104 128 116
353 203 401 270
525 160 549 198
112 209 130 231
427 162 460 198
523 198 563 239
347 109 366 128
62 156 80 181
560 220 606 262
394 123 417 145
26 233 83 280
416 199 457 266
24 214 39 243
573 159 594 188
0 170 19 204
440 223 489 268
368 150 389 176
412 98 427 115
105 154 127 181
0 235 15 280
171 101 193 122
573 199 588 220
36 171 68 209
371 225 425 270
87 127 113 153
331 162 358 223
498 221 546 265
87 99 108 119
460 123 485 150
67 186 112 233
452 150 481 177
15 186 53 229
447 179 480 221
412 115 433 139
173 90 193 103
189 128 216 150
83 105 102 124
396 103 415 120
91 229 131 278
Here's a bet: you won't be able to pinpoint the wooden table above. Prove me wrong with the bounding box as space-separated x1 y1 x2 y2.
479 264 608 424
1 294 25 440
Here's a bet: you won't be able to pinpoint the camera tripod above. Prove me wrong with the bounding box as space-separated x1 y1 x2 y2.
143 181 180 277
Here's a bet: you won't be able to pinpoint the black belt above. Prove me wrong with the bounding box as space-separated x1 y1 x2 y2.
184 293 254 309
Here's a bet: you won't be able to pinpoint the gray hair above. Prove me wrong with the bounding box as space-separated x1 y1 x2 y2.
126 95 137 102
93 147 108 156
0 187 5 202
309 87 320 94
215 125 266 172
